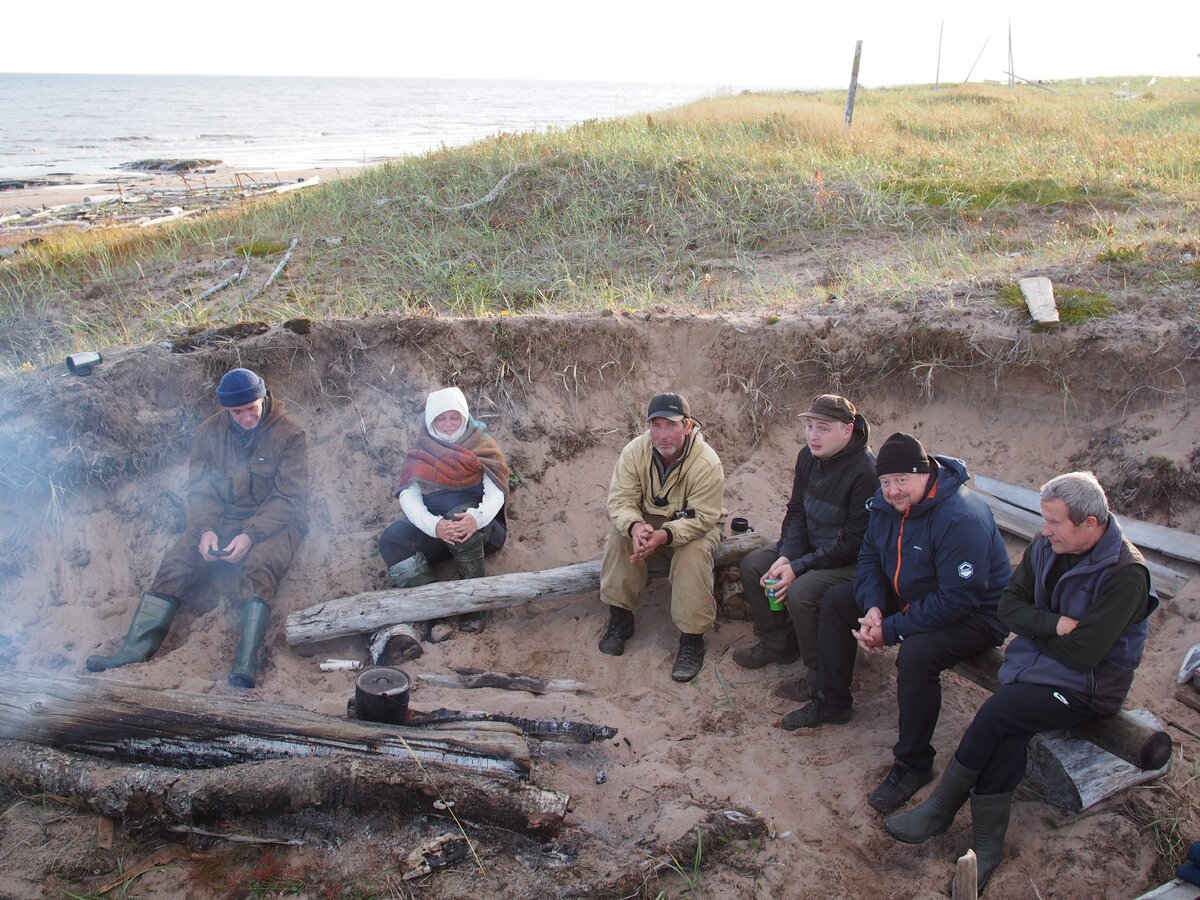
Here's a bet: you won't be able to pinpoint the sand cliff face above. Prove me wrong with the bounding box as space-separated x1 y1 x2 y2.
1 311 1197 897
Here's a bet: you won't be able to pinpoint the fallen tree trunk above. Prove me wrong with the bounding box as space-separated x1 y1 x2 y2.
287 531 772 646
0 742 568 835
954 649 1172 771
0 672 529 776
417 668 590 695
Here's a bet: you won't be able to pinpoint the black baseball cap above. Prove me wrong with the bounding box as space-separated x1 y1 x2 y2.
647 392 691 422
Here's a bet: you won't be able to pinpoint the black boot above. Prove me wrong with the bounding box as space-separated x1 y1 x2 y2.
598 606 635 655
450 531 489 633
885 758 980 842
970 789 1015 894
229 597 271 688
86 592 179 672
671 632 705 682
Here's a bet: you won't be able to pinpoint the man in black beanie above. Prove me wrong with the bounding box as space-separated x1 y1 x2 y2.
86 367 308 689
780 432 1011 815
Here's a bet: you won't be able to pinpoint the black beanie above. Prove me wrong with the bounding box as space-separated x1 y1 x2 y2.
875 432 932 476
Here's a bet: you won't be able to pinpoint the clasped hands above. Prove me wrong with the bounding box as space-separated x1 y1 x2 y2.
852 606 885 653
629 522 669 563
436 512 480 545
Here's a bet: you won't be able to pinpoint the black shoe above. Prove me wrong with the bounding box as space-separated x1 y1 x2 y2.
780 699 851 730
868 762 934 813
671 632 705 682
773 673 816 703
598 607 635 656
457 610 489 634
732 642 800 670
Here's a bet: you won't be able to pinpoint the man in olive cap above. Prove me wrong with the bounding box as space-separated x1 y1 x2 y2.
598 392 726 682
87 367 308 689
734 394 877 702
781 432 1010 814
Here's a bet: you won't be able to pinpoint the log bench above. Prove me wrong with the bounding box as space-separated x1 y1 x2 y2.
954 648 1172 813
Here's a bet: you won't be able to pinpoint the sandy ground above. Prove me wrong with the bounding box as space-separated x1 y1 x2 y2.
0 311 1197 898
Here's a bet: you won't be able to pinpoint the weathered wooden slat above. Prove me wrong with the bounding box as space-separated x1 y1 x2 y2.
973 490 1190 599
1018 275 1060 324
954 649 1173 771
286 531 772 646
974 474 1200 566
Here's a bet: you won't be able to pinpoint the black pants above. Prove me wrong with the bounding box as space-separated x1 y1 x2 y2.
817 581 1000 773
956 682 1099 793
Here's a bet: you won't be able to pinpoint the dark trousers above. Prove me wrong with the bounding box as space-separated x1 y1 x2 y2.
956 682 1099 793
817 581 1000 773
378 518 502 568
150 524 302 604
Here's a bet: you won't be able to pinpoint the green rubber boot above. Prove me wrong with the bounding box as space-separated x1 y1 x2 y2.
450 530 489 633
229 597 271 689
971 789 1015 895
885 758 980 844
86 592 179 672
387 552 434 588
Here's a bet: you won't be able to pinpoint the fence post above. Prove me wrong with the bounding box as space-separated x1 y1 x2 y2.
844 40 863 129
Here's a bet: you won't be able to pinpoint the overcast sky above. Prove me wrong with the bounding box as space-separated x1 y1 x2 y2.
4 1 1198 88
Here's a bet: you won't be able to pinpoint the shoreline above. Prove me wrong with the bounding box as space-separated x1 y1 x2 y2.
0 164 362 217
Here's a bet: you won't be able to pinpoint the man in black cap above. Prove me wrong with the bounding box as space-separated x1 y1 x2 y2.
781 432 1010 814
86 367 308 689
597 392 726 682
734 394 877 703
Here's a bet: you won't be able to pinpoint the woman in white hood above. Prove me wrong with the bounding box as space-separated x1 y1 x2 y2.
378 387 510 633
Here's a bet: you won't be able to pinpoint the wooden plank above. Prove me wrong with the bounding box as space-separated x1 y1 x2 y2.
1135 879 1200 900
952 849 978 900
974 474 1200 566
1018 276 1059 324
973 490 1190 599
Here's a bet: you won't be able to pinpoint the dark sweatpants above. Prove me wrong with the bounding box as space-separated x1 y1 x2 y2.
955 682 1099 793
150 524 302 605
817 580 1001 773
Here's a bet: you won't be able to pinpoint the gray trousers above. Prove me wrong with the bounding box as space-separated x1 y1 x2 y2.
738 545 855 669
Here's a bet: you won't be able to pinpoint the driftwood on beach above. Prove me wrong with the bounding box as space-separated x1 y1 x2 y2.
0 672 568 834
286 531 772 646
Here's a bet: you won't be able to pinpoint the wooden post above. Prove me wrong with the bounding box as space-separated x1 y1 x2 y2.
1007 20 1015 90
844 40 863 129
963 36 989 84
952 849 979 900
935 20 944 92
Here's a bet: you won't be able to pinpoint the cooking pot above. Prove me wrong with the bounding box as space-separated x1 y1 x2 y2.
353 666 411 725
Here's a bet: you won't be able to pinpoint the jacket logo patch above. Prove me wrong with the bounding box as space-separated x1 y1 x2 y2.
958 561 974 579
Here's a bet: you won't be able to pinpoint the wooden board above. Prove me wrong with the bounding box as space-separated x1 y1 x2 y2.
973 490 1190 599
1018 276 1059 324
974 474 1200 566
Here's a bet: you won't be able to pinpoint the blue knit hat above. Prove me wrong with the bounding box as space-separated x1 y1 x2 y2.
216 368 267 407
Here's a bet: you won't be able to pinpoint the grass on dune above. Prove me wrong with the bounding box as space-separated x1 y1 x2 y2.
2 76 1199 369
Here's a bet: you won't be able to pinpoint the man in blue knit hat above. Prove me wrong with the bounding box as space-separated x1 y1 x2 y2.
87 366 308 688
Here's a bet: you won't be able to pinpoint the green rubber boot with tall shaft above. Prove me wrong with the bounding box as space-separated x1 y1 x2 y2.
86 591 179 672
971 789 1015 895
884 758 980 844
387 552 435 588
229 597 271 689
450 529 489 633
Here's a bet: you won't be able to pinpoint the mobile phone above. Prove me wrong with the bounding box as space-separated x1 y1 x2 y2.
209 548 232 558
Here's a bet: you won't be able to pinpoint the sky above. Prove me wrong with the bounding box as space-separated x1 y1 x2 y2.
3 1 1198 89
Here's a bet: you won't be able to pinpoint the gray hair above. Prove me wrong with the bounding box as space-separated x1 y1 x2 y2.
1040 471 1109 525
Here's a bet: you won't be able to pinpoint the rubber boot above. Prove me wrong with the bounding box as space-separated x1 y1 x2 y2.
387 552 434 588
970 789 1015 895
449 530 489 632
885 758 980 843
86 592 179 672
229 597 271 688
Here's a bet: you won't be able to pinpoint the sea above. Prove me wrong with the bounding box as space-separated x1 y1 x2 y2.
0 73 719 182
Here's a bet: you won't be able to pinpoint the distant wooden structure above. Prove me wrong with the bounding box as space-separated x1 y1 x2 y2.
845 41 863 129
1018 276 1059 324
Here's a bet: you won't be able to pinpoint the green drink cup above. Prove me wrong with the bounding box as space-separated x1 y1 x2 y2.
764 578 785 611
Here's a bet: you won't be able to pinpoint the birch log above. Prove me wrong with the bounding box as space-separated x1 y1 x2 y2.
286 531 772 646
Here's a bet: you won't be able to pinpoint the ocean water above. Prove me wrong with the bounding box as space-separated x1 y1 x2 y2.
0 73 717 181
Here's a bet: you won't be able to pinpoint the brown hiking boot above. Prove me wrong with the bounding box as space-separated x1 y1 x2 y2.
773 672 816 702
732 642 800 670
